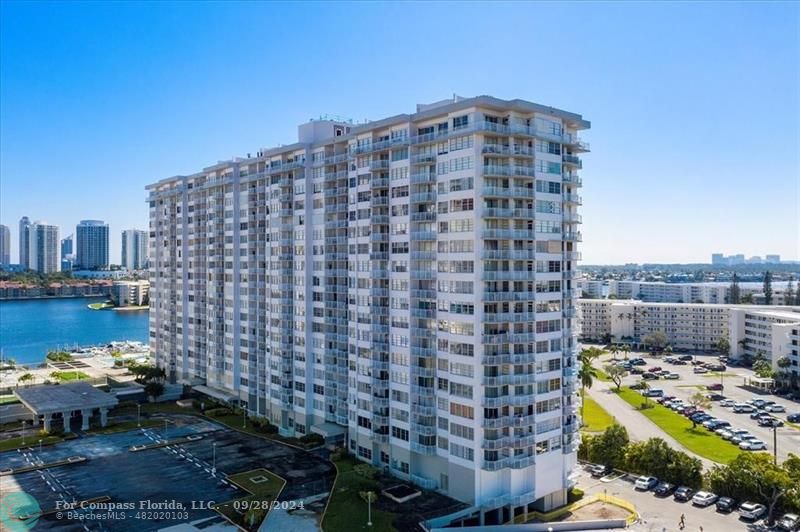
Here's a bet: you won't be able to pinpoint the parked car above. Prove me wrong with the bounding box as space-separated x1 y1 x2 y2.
653 482 676 497
759 417 784 427
702 418 720 428
751 410 770 419
709 420 731 430
643 389 664 397
679 355 694 361
776 513 800 531
664 373 680 380
706 383 724 391
734 403 756 413
788 413 800 423
706 393 725 401
631 358 647 366
739 501 767 520
674 486 695 502
691 491 719 507
642 372 659 380
634 476 659 490
648 366 662 373
589 464 613 478
673 359 688 365
693 367 708 374
706 364 726 371
720 399 735 407
631 367 645 375
716 496 737 513
739 439 767 450
767 404 786 413
657 396 676 404
730 432 754 445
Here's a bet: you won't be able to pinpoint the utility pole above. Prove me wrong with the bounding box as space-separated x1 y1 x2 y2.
773 425 777 465
212 442 217 476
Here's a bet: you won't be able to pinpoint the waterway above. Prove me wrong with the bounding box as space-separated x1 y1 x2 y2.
0 297 149 365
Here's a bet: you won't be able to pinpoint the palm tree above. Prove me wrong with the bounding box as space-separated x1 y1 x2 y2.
663 345 673 357
639 378 651 407
610 344 620 361
578 347 605 419
621 344 631 361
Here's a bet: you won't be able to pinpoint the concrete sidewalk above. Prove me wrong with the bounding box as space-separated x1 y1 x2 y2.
585 384 716 470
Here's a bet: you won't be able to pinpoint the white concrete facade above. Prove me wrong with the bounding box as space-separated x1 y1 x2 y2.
111 280 150 306
147 96 589 516
578 299 800 366
121 229 148 270
27 222 59 274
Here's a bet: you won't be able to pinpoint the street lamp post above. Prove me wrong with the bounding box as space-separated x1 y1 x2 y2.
212 442 217 476
21 420 26 446
367 493 372 527
773 425 778 465
164 419 168 442
242 409 247 429
39 439 42 455
137 404 141 428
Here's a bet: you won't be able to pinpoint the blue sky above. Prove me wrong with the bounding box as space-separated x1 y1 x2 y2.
1 1 797 264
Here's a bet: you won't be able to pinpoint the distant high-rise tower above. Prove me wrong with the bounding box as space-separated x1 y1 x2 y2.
19 216 31 268
765 254 781 264
28 222 59 273
0 224 10 265
711 253 725 266
61 235 73 258
121 229 148 270
76 220 109 269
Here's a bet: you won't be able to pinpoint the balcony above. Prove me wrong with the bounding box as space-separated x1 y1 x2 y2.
410 192 436 203
563 231 582 242
411 230 437 241
481 144 536 157
483 291 537 302
562 155 582 168
410 172 436 185
482 249 536 260
483 208 536 219
410 153 436 165
370 160 390 171
482 186 535 198
410 211 436 222
482 270 535 281
482 229 536 240
563 174 582 186
564 193 582 205
564 211 582 223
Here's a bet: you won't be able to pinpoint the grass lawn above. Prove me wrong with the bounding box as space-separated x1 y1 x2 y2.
594 369 611 382
214 468 285 530
51 371 90 382
0 432 78 453
89 419 161 434
0 395 19 405
322 457 399 532
88 301 114 310
581 394 615 433
615 387 743 464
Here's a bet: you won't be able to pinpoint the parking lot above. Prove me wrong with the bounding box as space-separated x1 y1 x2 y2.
593 347 800 463
576 466 778 531
0 415 335 531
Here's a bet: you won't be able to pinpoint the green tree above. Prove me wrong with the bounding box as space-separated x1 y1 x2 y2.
578 347 605 417
17 373 34 386
717 337 730 357
610 344 619 361
706 453 795 525
763 271 773 305
603 364 626 391
753 357 774 379
687 392 712 429
588 424 629 469
642 331 668 352
621 344 631 361
144 381 165 400
729 273 741 304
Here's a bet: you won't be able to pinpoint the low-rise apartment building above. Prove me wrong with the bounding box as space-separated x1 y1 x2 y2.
578 299 800 370
110 280 150 307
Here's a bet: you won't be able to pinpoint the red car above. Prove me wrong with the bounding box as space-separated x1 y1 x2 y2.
648 367 662 373
706 383 724 391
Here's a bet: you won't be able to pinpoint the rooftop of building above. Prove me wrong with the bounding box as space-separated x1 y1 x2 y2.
14 381 118 414
147 94 589 190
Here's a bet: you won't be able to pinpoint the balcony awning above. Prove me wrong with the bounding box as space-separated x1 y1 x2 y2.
193 384 238 403
311 422 346 438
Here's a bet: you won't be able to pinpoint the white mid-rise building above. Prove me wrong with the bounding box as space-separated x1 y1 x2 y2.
148 95 589 519
578 299 800 370
111 280 150 307
27 221 59 274
121 229 148 270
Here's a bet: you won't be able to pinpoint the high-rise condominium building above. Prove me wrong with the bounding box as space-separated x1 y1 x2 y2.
0 224 10 265
76 220 109 269
61 235 73 258
148 96 588 518
27 222 59 273
121 229 148 270
19 216 31 268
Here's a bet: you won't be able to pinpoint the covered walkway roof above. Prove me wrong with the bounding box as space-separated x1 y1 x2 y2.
14 382 118 415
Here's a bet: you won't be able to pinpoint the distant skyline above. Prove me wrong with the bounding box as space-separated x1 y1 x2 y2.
1 1 797 264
